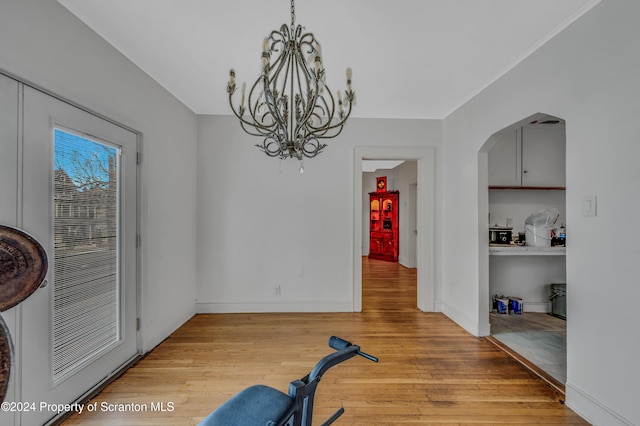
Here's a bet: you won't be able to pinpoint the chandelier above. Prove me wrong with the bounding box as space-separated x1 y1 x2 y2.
227 0 354 172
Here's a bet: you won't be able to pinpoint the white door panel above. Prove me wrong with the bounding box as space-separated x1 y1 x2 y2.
20 87 138 425
0 73 19 426
0 74 18 223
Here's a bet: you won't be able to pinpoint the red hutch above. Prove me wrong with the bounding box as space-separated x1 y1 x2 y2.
368 177 399 262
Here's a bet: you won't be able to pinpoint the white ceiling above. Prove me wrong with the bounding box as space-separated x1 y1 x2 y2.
57 0 598 119
362 160 405 173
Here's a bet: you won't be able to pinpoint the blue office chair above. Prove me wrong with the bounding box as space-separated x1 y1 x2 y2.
199 336 378 426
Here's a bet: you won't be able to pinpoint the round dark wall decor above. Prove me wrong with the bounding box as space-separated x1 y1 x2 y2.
0 225 48 312
0 314 13 402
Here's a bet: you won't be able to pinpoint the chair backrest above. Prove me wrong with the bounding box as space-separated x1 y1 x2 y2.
283 345 361 426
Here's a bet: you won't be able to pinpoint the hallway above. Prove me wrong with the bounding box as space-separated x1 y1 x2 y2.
362 256 417 311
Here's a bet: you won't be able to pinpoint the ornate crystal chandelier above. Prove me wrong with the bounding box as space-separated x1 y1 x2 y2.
227 0 354 172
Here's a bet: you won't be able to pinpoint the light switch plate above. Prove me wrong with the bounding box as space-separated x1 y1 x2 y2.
583 195 597 217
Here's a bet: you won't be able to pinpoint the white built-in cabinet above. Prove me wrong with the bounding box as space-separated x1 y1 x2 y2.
488 124 566 188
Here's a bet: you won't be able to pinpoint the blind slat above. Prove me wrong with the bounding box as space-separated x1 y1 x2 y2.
52 128 121 383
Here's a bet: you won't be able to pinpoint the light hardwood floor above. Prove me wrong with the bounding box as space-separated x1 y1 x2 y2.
61 258 587 425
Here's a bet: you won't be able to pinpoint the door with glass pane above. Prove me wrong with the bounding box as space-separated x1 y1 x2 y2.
20 87 138 425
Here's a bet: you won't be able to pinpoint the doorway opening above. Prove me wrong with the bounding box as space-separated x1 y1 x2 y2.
478 112 567 390
362 161 416 310
352 147 435 313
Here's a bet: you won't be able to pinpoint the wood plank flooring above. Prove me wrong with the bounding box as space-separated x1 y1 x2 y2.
61 258 587 425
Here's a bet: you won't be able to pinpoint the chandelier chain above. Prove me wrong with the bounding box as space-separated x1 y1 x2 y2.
290 0 296 28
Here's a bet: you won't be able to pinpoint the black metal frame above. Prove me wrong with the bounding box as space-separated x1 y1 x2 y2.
276 343 364 426
202 336 377 426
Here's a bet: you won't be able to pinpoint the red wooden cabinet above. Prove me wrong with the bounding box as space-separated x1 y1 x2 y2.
368 191 399 262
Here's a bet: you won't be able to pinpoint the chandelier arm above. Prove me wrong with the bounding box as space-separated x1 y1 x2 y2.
269 37 291 105
298 32 317 57
247 76 281 134
306 101 353 139
306 91 334 131
264 62 291 144
228 87 281 137
239 121 273 138
246 80 270 132
299 137 327 158
292 36 321 138
256 136 286 157
292 47 307 142
306 82 354 137
285 49 296 148
268 27 288 59
228 100 273 136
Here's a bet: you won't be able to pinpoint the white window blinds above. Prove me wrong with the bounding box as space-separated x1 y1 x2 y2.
52 128 121 383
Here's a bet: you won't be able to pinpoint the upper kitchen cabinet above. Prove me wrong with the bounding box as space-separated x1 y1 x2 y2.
488 129 521 187
488 123 565 189
522 125 566 187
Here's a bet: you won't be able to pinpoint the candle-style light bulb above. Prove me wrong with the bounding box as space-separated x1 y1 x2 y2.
229 69 235 86
262 38 270 70
346 67 352 92
314 43 323 74
299 160 304 174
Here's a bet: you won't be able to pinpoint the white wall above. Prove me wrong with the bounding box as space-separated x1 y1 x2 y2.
0 0 198 353
196 116 440 312
442 0 640 424
489 189 566 235
393 161 418 267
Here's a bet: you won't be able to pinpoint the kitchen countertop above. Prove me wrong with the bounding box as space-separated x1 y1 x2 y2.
489 244 566 256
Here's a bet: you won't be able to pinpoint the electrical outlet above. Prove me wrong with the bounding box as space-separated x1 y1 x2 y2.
583 195 597 217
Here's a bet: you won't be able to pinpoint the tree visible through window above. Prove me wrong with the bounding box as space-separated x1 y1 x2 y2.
52 128 121 382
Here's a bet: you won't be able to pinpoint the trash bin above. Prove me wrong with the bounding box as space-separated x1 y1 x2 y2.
549 283 566 319
525 208 560 247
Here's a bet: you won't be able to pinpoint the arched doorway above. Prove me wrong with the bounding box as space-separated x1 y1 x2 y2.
478 112 567 388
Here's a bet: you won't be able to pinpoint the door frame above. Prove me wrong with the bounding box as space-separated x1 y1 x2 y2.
353 147 436 312
16 81 143 425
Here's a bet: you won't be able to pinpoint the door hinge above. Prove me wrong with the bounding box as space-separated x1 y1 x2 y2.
136 152 141 165
136 318 140 331
136 234 141 247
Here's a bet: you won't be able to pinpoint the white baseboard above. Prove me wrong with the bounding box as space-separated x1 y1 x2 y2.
566 382 634 426
522 301 551 313
196 301 354 314
398 256 415 268
143 308 195 353
441 300 481 336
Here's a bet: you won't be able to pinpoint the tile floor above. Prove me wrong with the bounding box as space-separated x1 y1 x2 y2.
490 312 567 384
